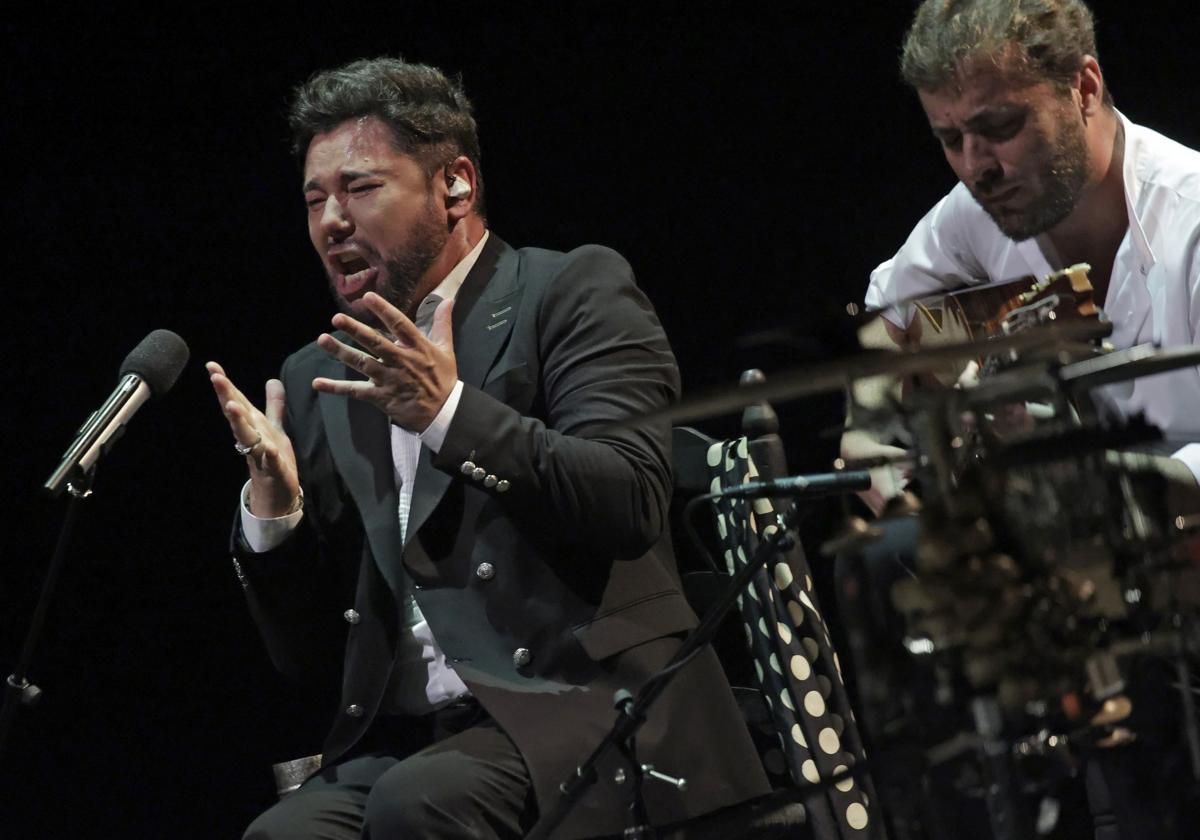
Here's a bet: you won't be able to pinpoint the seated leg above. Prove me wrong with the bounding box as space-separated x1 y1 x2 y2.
244 753 400 840
244 700 529 840
363 717 534 840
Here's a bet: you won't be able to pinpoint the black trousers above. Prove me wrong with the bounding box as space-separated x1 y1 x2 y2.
244 699 536 840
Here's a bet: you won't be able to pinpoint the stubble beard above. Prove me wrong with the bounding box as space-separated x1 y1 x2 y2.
988 110 1090 242
329 197 449 330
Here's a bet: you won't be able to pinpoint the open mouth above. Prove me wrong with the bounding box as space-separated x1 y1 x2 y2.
332 252 377 299
335 252 371 275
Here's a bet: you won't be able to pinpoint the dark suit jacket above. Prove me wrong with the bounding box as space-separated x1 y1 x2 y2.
233 235 770 837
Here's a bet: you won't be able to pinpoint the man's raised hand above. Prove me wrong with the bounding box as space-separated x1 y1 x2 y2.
313 291 457 433
207 361 301 518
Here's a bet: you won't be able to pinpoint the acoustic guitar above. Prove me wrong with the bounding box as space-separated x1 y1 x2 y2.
900 263 1105 391
913 263 1103 373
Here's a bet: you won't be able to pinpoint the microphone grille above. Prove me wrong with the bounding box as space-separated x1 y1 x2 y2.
120 329 191 397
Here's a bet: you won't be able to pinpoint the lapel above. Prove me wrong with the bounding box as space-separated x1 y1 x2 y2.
315 348 406 593
405 234 524 548
314 234 524 592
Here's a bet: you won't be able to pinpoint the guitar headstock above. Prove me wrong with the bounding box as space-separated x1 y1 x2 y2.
1017 263 1099 320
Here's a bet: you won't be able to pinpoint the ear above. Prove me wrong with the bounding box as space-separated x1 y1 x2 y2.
1077 55 1105 118
442 156 478 221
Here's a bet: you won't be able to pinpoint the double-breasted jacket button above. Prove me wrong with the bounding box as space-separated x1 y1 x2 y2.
496 479 511 493
460 460 477 476
471 466 487 482
345 704 363 717
512 647 533 668
483 474 499 488
475 562 496 581
343 609 360 625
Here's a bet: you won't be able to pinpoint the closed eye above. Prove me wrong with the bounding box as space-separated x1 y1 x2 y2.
980 116 1024 142
935 131 962 151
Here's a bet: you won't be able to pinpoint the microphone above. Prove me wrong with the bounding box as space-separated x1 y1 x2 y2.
44 329 190 496
713 470 871 499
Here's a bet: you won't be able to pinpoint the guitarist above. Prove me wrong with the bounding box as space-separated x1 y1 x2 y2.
838 4 1200 838
846 0 1200 521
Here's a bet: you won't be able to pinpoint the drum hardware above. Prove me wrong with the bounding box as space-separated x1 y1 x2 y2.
622 319 1111 429
621 265 1200 836
834 298 1198 836
969 695 1027 840
1058 344 1200 393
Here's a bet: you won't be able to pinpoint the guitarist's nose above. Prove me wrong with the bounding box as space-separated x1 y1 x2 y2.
962 136 1003 191
972 163 1005 195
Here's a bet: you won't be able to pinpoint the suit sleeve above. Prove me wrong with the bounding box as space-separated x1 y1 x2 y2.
227 354 351 684
432 245 680 559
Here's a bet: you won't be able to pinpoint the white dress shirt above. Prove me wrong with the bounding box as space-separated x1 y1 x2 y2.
240 231 490 714
866 114 1200 480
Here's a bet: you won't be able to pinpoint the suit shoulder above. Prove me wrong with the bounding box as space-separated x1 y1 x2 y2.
512 243 636 297
514 243 631 272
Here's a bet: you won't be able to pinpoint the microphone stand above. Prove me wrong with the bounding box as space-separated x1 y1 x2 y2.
0 469 95 761
525 499 802 840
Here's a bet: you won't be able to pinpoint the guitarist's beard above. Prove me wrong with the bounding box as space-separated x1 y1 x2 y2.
976 107 1090 243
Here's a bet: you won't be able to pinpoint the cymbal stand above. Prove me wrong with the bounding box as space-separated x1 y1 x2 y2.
902 386 1037 839
1174 619 1200 784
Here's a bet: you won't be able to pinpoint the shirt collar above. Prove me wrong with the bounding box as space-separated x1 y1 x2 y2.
427 229 490 305
1115 110 1157 273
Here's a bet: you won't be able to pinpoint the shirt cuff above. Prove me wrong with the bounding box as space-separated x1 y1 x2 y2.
239 480 304 553
1171 443 1200 486
865 258 916 329
418 379 464 454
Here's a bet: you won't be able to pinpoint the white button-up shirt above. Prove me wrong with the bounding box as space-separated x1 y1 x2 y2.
241 231 490 713
866 114 1200 480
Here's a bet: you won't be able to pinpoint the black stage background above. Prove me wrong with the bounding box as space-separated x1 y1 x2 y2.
3 2 1195 836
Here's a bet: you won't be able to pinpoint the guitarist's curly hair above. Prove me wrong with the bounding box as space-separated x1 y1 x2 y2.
900 0 1114 106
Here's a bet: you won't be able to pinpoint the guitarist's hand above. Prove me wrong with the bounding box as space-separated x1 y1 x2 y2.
882 315 922 349
955 362 1037 441
840 430 912 518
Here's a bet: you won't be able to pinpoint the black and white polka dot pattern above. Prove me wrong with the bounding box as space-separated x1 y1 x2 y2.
707 438 880 838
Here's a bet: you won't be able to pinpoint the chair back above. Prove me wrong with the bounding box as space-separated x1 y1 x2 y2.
670 371 883 838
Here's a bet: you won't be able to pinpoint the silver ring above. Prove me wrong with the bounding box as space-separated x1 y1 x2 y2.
234 432 263 457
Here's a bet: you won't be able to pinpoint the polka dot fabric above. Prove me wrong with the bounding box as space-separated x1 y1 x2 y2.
708 438 881 838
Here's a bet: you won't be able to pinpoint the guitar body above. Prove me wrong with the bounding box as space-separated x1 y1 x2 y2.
939 263 1100 342
905 263 1102 388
